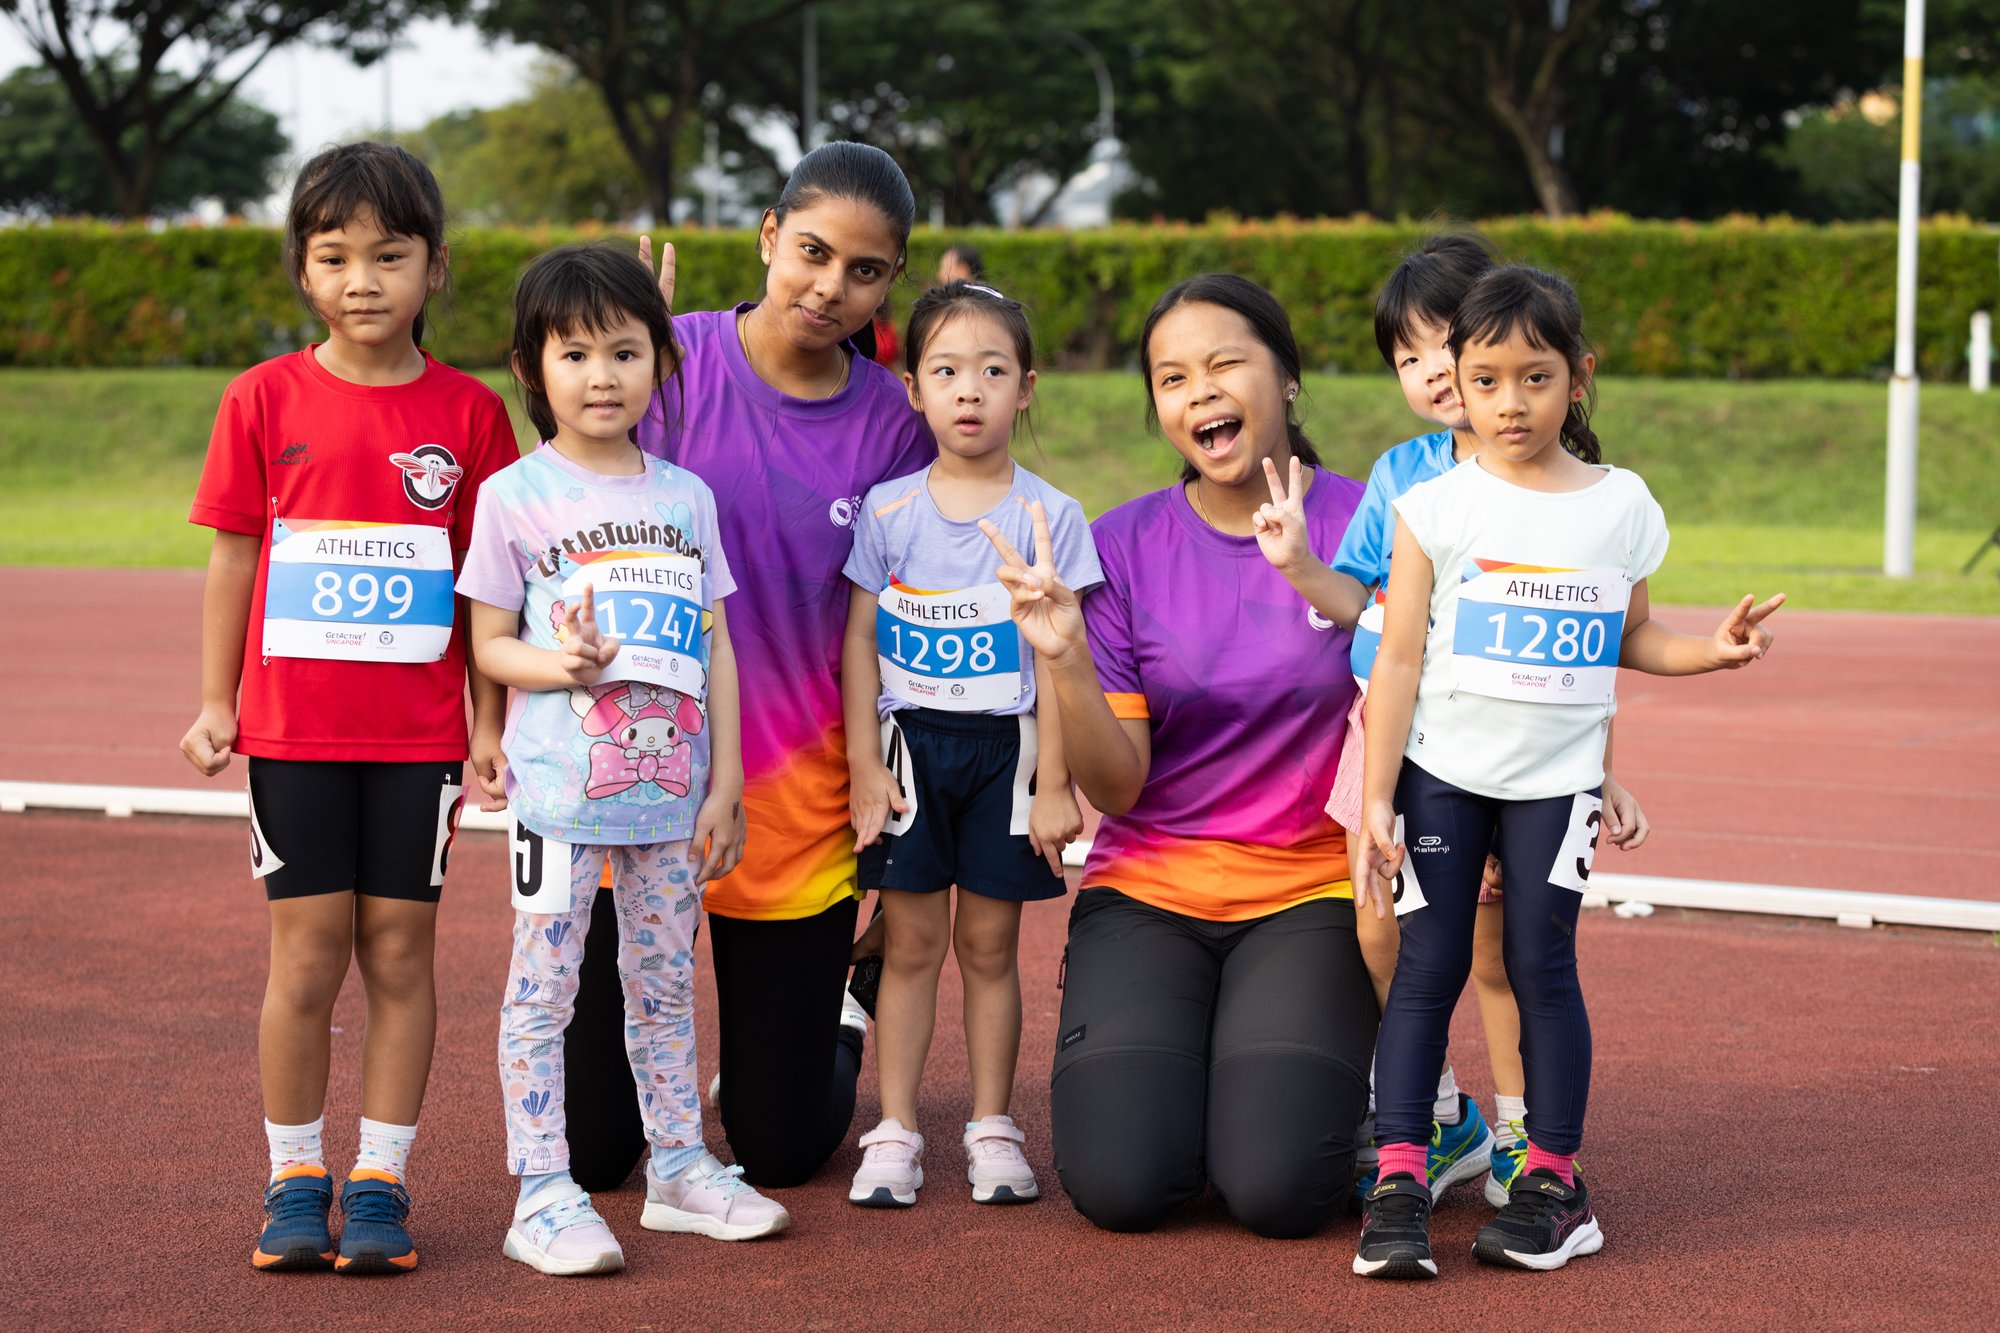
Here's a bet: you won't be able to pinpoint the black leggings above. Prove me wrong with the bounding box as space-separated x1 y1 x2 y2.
1376 761 1597 1156
1049 889 1376 1238
562 891 862 1191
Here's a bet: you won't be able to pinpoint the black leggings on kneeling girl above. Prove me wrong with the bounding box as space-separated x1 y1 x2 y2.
1049 888 1376 1238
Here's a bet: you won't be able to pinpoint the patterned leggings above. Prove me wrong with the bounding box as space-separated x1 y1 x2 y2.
498 839 703 1176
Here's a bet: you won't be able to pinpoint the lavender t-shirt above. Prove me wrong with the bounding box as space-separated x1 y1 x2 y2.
1081 472 1365 922
843 463 1104 718
637 306 935 919
457 445 736 845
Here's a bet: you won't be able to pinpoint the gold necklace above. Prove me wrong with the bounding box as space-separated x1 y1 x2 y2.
1188 480 1215 528
738 308 850 399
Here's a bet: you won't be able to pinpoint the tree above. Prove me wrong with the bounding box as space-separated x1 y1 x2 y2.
471 0 814 224
1774 76 2000 220
399 61 667 224
0 1 460 217
0 63 287 215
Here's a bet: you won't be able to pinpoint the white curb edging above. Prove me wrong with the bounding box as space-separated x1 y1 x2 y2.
6 780 1997 934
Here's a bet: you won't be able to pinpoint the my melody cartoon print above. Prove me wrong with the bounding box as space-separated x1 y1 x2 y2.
549 599 710 805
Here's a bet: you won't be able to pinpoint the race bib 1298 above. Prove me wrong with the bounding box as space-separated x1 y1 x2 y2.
1450 561 1628 704
876 577 1023 712
263 518 454 663
562 553 709 698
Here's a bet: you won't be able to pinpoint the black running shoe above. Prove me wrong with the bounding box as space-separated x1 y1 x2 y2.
848 899 885 1018
1352 1172 1437 1279
1473 1167 1604 1271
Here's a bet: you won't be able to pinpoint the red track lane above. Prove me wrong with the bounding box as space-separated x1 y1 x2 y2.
7 569 1997 899
3 812 1999 1330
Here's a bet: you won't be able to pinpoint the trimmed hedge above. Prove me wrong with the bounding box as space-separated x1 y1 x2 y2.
3 215 1996 377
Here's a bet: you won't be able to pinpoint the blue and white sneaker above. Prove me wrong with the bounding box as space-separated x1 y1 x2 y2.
1428 1093 1495 1198
1485 1119 1529 1207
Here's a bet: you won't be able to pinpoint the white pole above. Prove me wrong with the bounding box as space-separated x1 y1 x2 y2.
1884 0 1925 578
1972 312 1992 392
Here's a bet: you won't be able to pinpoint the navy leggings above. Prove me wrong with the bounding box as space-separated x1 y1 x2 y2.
1376 762 1599 1156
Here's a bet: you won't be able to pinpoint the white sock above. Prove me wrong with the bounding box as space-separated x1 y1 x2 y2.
1494 1095 1527 1145
266 1116 325 1180
1433 1065 1460 1122
355 1116 418 1181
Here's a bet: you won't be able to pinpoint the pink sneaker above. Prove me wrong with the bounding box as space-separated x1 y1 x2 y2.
849 1118 924 1207
502 1180 624 1275
963 1115 1039 1203
640 1152 789 1241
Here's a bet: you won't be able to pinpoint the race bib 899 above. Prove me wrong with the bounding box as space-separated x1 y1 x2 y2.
263 518 454 662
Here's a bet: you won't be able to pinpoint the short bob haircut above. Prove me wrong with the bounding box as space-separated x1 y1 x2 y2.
509 242 678 444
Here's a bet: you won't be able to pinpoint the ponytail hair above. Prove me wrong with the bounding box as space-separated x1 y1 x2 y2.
1139 273 1321 483
1447 266 1601 465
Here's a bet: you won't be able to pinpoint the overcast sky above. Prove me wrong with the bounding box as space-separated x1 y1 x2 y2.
0 17 540 160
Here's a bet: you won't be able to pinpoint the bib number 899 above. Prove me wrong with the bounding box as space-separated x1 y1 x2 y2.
312 570 415 620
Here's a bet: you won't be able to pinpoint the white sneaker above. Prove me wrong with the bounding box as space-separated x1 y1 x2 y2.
963 1115 1039 1203
840 985 869 1035
848 1118 924 1207
501 1179 624 1275
641 1152 789 1241
706 1072 721 1108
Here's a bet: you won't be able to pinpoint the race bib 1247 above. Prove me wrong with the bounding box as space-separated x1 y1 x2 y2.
262 518 454 663
562 553 710 698
1449 561 1628 704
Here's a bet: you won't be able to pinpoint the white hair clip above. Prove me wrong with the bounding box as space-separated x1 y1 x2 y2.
963 283 1008 300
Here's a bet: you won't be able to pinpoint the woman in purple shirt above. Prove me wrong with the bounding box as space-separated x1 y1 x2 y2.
988 275 1376 1236
562 143 935 1192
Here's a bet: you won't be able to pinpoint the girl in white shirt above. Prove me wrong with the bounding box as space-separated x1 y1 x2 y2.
1352 266 1783 1280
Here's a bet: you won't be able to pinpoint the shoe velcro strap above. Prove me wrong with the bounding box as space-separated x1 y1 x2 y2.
1518 1175 1578 1203
1369 1178 1428 1201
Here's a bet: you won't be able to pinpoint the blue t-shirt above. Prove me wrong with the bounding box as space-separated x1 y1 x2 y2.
843 462 1103 717
1331 429 1461 685
1332 429 1462 588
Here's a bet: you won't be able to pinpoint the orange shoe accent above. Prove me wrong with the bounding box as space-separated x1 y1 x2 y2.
254 1248 335 1268
346 1168 401 1184
273 1164 330 1182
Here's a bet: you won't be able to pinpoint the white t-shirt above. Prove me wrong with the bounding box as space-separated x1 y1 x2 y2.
1391 459 1669 801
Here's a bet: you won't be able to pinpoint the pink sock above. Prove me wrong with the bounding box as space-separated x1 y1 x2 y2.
1524 1143 1575 1186
1376 1142 1427 1186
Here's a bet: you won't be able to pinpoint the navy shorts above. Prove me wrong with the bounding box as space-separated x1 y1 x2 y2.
247 758 464 902
857 708 1066 903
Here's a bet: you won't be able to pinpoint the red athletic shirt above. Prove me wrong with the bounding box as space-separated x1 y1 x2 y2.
189 347 519 762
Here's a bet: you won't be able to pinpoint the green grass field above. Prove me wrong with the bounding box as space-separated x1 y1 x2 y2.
4 368 1996 613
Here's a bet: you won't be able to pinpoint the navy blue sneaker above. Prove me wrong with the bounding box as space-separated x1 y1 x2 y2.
252 1165 335 1272
1428 1093 1495 1198
1474 1167 1604 1271
336 1170 418 1274
1352 1173 1437 1279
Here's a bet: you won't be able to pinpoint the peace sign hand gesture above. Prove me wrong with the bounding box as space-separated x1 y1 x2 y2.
1252 455 1312 575
980 500 1086 664
1706 592 1784 670
559 584 621 685
638 235 676 311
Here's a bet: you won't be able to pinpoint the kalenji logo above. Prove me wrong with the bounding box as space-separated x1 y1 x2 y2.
828 495 862 528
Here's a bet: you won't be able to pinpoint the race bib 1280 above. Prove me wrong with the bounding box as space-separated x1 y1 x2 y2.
263 518 454 662
562 554 709 698
1450 561 1628 704
875 577 1023 712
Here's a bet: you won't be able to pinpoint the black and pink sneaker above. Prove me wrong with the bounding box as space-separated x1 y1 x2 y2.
1473 1167 1604 1271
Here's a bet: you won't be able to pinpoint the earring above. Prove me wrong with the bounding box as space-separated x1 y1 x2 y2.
1286 386 1298 402
761 249 772 263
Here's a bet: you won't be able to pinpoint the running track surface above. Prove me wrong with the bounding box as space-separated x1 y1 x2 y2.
3 569 1999 1329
